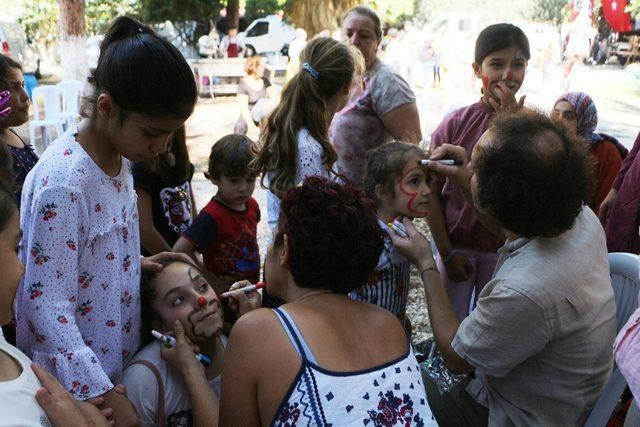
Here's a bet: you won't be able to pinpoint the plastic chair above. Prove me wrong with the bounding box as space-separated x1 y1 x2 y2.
29 85 64 150
584 252 640 427
57 79 83 130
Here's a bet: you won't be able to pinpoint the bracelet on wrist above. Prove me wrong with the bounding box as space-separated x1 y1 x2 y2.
420 266 439 278
442 249 459 265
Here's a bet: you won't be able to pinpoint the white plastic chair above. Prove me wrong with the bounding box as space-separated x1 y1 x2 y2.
29 85 64 150
584 252 640 427
57 80 83 130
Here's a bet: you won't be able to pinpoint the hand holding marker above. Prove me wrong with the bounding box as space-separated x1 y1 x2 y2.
387 218 409 238
151 330 212 367
221 281 266 299
418 159 463 166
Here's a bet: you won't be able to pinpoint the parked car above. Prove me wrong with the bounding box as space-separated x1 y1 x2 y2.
238 15 295 56
0 21 39 75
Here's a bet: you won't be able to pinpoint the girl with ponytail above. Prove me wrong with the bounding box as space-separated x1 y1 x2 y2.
16 16 197 424
251 37 363 233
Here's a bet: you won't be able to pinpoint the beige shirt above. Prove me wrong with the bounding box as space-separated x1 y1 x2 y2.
452 207 616 426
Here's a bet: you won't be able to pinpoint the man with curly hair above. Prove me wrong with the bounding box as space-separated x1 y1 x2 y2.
391 109 616 426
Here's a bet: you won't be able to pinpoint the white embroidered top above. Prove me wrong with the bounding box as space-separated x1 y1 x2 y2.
16 130 141 399
266 128 332 231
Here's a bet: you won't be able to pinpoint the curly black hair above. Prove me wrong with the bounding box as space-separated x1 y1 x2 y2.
277 176 384 294
474 109 593 238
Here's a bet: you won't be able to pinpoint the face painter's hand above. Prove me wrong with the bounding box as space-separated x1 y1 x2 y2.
227 280 262 317
161 320 203 376
488 81 525 113
425 144 472 191
388 218 435 271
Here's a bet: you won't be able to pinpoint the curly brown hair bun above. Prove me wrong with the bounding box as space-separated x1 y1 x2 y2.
277 176 383 294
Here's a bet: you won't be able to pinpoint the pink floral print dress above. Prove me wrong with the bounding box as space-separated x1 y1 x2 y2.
16 130 141 399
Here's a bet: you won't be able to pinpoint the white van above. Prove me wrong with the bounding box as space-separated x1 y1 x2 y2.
238 15 295 56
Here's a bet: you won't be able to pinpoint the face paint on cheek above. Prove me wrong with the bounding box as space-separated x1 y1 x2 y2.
482 75 490 90
397 166 429 215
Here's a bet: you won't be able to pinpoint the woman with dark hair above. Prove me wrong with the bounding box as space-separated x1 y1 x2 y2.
331 6 422 186
428 23 530 321
16 16 197 425
162 177 434 425
551 91 627 214
0 54 37 206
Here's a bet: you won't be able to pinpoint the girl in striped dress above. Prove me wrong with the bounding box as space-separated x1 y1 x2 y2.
351 142 431 331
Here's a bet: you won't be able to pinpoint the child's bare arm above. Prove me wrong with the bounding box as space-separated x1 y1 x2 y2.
137 189 172 255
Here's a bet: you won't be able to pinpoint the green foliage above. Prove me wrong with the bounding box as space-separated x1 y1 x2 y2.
19 0 59 44
245 0 291 19
526 0 568 28
19 0 140 44
85 0 139 35
137 0 225 45
368 0 415 27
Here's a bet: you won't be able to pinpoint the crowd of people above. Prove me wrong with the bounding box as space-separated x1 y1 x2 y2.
0 4 639 426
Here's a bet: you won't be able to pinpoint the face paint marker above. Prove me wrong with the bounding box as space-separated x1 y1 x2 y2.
151 330 211 367
197 296 208 308
388 220 408 238
418 159 462 166
506 71 513 80
221 282 266 299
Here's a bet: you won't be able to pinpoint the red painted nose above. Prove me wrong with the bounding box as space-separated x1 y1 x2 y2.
198 297 207 308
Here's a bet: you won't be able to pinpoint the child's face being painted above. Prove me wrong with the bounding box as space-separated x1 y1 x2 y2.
474 46 527 101
151 263 223 343
212 173 257 211
0 210 24 326
386 156 431 219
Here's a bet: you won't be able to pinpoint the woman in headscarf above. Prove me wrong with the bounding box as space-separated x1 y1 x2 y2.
551 91 628 214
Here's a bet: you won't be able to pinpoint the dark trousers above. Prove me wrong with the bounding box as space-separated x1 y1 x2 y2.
423 373 489 427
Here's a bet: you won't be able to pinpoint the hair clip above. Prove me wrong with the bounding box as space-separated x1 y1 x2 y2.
302 63 319 80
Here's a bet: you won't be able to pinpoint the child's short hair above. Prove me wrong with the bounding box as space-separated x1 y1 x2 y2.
204 134 255 180
363 142 429 207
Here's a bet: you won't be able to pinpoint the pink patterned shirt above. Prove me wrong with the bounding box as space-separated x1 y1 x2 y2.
16 131 141 399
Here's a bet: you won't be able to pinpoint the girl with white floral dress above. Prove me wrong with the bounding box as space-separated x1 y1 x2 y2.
16 16 197 424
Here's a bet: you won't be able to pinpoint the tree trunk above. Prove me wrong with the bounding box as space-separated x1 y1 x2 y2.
227 0 239 30
291 0 358 37
57 0 88 83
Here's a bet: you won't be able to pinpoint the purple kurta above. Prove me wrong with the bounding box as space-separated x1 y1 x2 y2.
605 132 640 254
